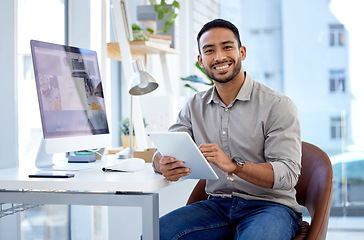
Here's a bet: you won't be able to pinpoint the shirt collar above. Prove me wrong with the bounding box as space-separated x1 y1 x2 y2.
206 71 253 105
236 71 253 101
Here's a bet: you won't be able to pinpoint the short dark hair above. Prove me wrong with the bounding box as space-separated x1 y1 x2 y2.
197 19 242 54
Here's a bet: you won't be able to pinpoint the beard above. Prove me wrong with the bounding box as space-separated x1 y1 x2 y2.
204 59 242 84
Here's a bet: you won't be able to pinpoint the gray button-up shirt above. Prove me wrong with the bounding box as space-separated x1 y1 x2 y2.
168 72 302 213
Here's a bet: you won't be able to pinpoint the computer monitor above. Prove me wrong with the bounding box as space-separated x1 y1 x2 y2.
30 40 111 170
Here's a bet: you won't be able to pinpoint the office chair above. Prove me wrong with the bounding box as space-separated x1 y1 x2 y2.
186 142 334 240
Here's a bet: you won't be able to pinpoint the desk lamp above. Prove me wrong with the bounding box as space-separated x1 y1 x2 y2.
117 59 158 159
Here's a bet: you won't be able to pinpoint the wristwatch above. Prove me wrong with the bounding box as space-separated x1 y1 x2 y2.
227 156 245 181
233 156 245 166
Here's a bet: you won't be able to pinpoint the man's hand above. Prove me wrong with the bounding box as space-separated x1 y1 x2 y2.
199 143 236 173
156 154 190 181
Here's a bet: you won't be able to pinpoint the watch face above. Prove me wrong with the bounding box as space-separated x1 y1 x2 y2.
233 156 245 165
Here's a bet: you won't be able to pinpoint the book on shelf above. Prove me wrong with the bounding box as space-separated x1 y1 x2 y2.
144 34 172 48
145 33 172 41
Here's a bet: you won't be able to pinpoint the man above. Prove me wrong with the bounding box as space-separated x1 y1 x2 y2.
153 19 302 240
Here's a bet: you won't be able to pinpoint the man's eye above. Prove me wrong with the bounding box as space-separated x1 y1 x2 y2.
204 49 213 54
224 45 233 49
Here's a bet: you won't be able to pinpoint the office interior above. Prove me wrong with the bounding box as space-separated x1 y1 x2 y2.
1 0 364 239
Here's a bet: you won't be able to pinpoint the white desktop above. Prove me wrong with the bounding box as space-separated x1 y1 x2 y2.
0 40 188 240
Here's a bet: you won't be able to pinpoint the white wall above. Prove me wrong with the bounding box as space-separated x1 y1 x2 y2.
0 1 20 239
0 0 19 170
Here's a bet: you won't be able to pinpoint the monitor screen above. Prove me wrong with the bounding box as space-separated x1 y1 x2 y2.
30 40 111 160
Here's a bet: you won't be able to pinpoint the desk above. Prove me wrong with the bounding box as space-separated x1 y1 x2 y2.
0 160 172 240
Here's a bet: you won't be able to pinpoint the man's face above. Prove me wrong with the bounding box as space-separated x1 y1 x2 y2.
197 27 246 84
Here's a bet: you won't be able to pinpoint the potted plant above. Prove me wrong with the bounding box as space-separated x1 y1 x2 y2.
137 0 179 47
149 0 179 34
180 61 214 92
120 117 147 148
132 23 148 41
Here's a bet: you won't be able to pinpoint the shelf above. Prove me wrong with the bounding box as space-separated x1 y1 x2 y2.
107 41 179 62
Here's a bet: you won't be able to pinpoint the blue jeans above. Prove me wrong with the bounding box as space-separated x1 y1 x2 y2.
160 197 300 240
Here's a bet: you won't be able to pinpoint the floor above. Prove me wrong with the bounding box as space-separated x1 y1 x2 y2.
303 216 364 240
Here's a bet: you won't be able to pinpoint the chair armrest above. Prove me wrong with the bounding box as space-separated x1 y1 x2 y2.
186 179 208 205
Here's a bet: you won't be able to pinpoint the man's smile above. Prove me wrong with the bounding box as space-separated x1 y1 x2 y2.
212 61 233 73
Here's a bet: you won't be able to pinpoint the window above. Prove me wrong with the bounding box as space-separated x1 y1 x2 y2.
329 24 345 46
250 29 260 35
264 72 274 80
22 55 34 80
263 28 274 35
329 70 345 93
18 0 66 168
330 116 343 140
17 0 68 239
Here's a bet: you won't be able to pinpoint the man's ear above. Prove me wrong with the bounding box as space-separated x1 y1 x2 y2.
240 46 247 61
197 55 204 68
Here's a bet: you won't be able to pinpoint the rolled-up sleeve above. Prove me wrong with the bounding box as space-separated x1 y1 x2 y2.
265 97 302 190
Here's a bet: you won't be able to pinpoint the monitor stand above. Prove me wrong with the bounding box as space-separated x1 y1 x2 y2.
35 138 94 171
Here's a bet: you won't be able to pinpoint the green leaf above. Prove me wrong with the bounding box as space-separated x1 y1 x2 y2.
147 28 155 34
169 13 177 22
180 61 215 92
162 7 170 15
157 11 164 20
132 23 142 30
181 75 211 85
195 61 214 85
195 61 204 72
184 83 199 92
164 21 173 33
172 1 180 9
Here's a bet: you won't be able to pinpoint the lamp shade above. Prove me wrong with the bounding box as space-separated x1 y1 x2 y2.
129 59 158 95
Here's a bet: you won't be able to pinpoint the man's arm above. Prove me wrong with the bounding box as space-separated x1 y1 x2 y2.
199 143 274 188
264 97 301 190
233 160 274 188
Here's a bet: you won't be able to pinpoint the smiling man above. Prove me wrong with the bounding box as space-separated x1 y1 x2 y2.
153 19 302 240
198 28 244 86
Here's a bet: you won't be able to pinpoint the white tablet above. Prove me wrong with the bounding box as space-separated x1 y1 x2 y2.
148 132 219 180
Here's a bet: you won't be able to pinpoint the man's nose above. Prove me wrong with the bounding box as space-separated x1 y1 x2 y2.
214 49 227 62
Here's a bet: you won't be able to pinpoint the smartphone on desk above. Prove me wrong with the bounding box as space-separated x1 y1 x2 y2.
28 173 75 178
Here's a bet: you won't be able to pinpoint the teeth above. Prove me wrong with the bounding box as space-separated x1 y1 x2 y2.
216 65 229 70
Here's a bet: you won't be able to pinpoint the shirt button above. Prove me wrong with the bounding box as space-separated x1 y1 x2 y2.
225 108 229 112
222 131 227 135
